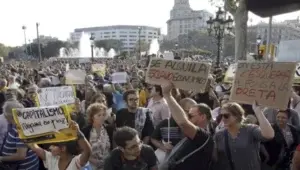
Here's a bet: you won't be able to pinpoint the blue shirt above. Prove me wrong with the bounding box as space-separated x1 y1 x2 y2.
113 91 126 111
2 125 39 170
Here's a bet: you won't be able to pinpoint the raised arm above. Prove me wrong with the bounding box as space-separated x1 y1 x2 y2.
161 82 198 139
252 101 274 139
70 121 92 167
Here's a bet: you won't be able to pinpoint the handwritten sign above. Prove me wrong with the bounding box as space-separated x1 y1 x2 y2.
92 64 106 76
223 63 237 83
112 72 127 84
230 62 296 109
146 58 211 92
37 86 75 107
12 105 77 144
65 69 86 84
294 63 300 84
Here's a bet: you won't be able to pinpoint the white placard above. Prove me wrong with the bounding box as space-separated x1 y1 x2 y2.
15 106 68 136
65 64 69 71
65 70 86 84
38 86 75 106
112 72 127 84
163 52 174 60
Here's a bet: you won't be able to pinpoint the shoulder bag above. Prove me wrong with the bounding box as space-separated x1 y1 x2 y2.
224 130 236 170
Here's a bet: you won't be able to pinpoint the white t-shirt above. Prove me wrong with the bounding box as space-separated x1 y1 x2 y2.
44 151 82 170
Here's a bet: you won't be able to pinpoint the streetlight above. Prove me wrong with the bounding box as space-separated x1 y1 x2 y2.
22 26 28 55
175 43 178 50
206 7 234 68
256 35 262 58
36 23 42 62
90 33 95 62
138 26 142 60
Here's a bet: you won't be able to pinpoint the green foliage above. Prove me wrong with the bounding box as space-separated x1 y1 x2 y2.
134 40 149 52
0 43 12 57
27 40 66 59
94 39 123 51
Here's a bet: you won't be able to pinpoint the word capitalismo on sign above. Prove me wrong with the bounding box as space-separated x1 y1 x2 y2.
37 86 75 107
13 105 77 144
230 62 296 109
146 58 211 92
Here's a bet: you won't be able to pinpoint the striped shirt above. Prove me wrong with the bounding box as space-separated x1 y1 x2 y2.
1 125 39 170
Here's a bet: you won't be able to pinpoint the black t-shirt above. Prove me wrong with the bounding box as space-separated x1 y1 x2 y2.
171 128 214 170
151 118 183 146
104 145 157 170
116 108 154 139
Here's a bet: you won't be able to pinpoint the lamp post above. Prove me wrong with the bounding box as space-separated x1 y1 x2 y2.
22 25 28 55
206 7 234 68
175 43 178 50
256 35 262 56
138 26 141 60
36 23 42 62
90 33 95 62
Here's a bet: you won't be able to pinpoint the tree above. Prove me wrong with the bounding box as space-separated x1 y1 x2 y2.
27 40 65 59
210 0 248 60
0 43 11 57
134 40 149 52
94 39 123 51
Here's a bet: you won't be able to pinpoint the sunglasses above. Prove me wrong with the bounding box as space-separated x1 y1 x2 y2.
220 114 231 119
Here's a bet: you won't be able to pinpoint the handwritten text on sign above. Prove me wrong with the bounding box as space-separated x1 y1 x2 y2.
230 62 296 109
146 58 211 92
38 86 75 106
15 106 68 136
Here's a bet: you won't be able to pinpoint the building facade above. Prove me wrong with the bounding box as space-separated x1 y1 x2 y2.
69 25 160 52
166 0 213 40
248 18 300 44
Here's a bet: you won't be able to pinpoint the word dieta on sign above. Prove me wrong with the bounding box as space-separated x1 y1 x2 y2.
16 107 67 134
148 59 208 84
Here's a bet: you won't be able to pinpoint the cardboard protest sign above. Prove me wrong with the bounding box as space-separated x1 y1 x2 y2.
36 86 76 113
92 64 106 76
12 105 77 144
112 72 127 84
294 63 300 84
223 63 237 83
230 62 296 109
146 58 211 92
65 69 86 84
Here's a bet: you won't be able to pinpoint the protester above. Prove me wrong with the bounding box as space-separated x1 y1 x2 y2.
28 121 92 170
104 126 158 170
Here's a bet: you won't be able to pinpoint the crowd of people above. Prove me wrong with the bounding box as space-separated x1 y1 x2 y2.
0 56 299 170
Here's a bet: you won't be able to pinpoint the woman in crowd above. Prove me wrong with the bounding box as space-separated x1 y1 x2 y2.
1 100 39 170
263 109 300 170
28 121 92 170
213 101 274 170
82 103 114 170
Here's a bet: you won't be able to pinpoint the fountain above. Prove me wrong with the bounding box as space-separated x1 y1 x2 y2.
107 48 116 58
59 32 117 58
148 38 160 56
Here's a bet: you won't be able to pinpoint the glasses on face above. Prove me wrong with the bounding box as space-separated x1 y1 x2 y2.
128 98 139 102
125 140 143 150
220 113 231 119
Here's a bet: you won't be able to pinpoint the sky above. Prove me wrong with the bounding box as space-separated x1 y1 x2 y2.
0 0 299 46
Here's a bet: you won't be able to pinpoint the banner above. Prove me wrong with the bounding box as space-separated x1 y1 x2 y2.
146 58 211 92
12 105 77 144
223 63 237 83
230 62 296 109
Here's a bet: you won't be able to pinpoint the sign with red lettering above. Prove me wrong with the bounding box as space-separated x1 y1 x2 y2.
230 62 296 109
145 58 211 92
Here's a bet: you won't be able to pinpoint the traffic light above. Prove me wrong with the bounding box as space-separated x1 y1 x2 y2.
258 45 265 60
